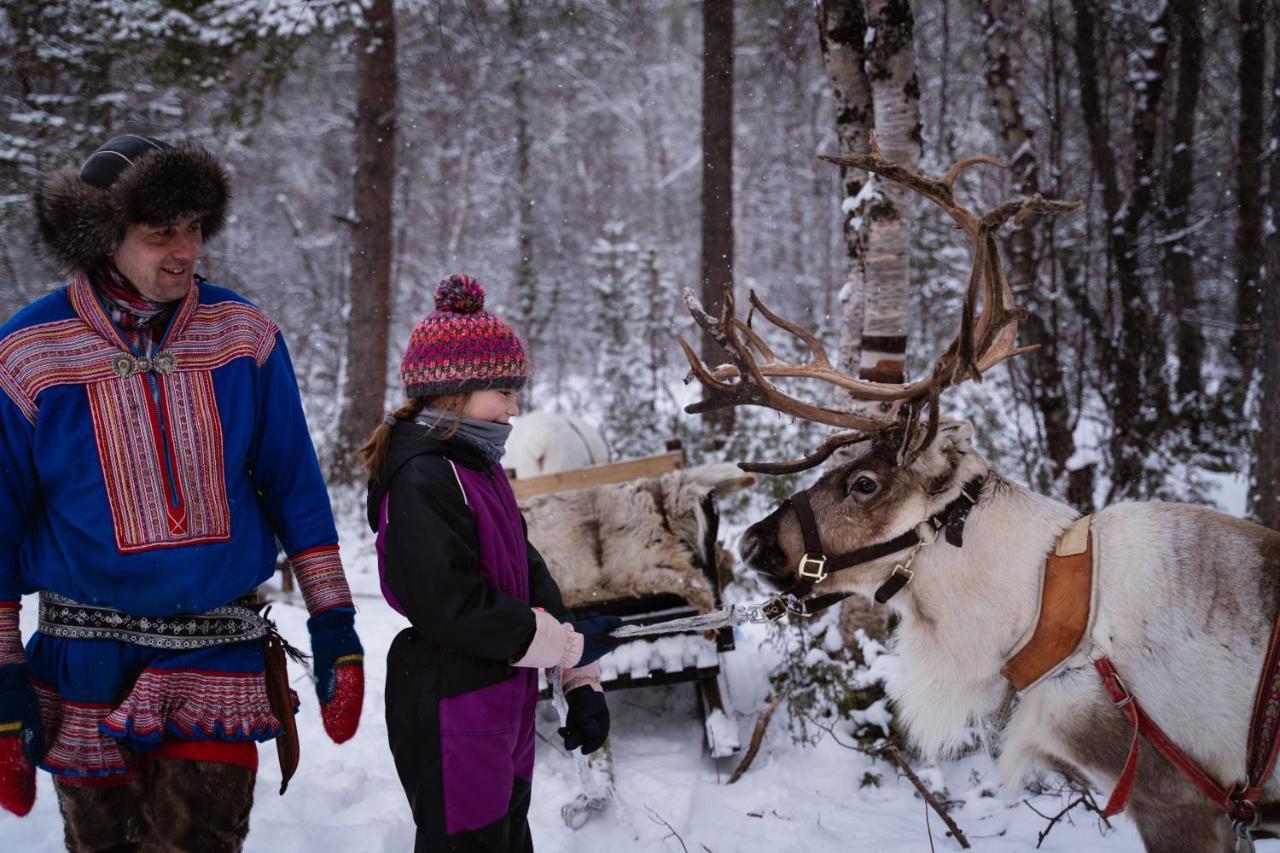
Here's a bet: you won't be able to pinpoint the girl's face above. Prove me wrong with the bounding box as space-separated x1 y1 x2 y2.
462 389 520 423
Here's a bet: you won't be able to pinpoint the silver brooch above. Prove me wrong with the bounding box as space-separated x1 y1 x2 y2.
110 352 180 377
111 353 136 377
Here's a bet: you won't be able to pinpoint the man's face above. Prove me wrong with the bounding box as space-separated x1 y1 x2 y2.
109 215 204 302
462 389 520 424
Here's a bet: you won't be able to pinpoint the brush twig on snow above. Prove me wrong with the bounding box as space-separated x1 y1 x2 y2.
1023 788 1112 848
645 807 689 853
727 695 781 784
798 713 972 850
877 743 971 850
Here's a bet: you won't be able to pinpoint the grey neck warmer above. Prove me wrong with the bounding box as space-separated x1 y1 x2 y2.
415 407 513 466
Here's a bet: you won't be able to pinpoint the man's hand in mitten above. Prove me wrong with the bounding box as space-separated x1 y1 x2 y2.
558 685 610 755
291 548 363 744
0 603 40 816
307 608 364 744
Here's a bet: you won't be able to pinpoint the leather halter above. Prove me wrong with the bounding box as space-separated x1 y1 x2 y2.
758 476 985 621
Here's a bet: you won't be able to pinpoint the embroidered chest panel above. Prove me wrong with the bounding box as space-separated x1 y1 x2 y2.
87 371 231 552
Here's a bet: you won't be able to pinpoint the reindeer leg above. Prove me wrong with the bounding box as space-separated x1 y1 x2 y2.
1126 795 1234 853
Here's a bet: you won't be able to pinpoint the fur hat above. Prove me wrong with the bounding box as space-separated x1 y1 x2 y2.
400 274 530 398
33 134 230 275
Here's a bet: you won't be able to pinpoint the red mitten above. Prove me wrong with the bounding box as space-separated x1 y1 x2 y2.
320 662 363 744
291 548 363 744
0 733 35 816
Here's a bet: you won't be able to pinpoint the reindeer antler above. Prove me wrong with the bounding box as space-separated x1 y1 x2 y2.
679 140 1081 473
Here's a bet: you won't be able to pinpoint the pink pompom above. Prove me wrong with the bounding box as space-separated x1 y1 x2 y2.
434 273 486 314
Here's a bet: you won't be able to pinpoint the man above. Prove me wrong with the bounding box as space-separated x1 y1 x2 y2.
0 135 364 851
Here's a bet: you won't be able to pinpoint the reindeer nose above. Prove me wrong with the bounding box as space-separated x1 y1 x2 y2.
739 535 762 567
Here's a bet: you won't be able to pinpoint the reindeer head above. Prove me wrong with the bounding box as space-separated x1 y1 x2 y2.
740 421 988 592
678 142 1078 602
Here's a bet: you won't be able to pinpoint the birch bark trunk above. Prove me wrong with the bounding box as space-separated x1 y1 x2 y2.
815 0 873 405
860 0 922 390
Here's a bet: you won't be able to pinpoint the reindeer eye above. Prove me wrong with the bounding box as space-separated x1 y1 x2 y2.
850 475 879 497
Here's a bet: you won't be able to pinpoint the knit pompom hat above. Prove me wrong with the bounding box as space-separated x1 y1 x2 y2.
400 273 530 397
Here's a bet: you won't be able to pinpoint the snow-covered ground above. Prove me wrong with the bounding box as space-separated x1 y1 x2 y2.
3 512 1272 852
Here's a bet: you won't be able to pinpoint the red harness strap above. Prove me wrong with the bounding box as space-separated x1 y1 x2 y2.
1094 657 1263 823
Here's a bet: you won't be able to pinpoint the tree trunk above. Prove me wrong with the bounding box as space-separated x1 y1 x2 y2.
700 0 735 441
860 0 922 391
1253 17 1280 530
332 0 398 482
1164 0 1204 412
1231 0 1266 411
815 0 873 404
979 0 1080 505
1071 0 1170 500
509 0 546 408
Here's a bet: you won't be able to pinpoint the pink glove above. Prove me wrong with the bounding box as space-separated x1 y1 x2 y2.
513 609 583 669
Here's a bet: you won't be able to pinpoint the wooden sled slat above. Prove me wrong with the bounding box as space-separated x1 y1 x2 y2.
509 450 684 500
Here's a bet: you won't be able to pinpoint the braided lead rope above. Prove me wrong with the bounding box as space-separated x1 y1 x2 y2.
607 605 764 639
551 665 613 829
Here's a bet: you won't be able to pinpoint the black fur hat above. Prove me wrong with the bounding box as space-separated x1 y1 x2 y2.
34 134 230 275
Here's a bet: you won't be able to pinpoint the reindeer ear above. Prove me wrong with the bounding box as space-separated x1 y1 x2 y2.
936 420 974 455
910 419 976 480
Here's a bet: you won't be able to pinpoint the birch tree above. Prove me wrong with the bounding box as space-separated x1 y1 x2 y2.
815 0 873 397
858 0 922 390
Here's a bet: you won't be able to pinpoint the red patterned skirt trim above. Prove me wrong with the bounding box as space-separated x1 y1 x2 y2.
34 668 293 781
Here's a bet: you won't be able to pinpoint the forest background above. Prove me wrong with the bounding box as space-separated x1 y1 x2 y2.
1 0 1277 526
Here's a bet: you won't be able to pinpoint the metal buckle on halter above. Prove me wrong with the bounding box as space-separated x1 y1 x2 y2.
797 552 828 583
888 562 914 586
757 597 788 622
755 595 812 623
889 540 926 587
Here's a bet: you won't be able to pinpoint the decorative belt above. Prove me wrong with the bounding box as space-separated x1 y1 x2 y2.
38 592 269 650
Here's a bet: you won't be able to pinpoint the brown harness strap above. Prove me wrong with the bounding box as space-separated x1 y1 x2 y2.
1001 516 1094 690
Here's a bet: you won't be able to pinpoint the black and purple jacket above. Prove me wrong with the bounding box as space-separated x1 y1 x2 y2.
367 422 570 851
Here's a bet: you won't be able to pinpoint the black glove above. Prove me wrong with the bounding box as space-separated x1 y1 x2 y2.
573 614 623 667
558 686 610 754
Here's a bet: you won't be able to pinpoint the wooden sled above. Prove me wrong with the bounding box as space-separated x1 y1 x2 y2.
512 442 741 758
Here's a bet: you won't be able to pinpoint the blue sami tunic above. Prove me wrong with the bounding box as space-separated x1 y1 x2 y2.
0 274 339 780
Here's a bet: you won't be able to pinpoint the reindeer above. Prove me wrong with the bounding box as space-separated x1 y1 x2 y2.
678 144 1280 853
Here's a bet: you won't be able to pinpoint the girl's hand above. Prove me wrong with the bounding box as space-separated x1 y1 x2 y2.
558 685 610 754
572 614 623 667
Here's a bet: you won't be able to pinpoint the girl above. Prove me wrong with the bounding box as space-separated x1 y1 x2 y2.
362 273 618 853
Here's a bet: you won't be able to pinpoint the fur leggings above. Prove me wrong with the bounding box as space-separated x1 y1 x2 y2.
55 759 255 853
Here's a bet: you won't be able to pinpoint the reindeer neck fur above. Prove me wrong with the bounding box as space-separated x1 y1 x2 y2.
885 473 1079 758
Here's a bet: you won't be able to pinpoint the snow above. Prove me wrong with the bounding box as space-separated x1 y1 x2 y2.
4 517 1277 851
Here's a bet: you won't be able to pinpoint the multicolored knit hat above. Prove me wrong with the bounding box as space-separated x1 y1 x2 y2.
400 273 530 397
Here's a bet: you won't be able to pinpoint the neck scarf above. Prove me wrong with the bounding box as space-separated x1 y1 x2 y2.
415 407 513 466
91 262 180 353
